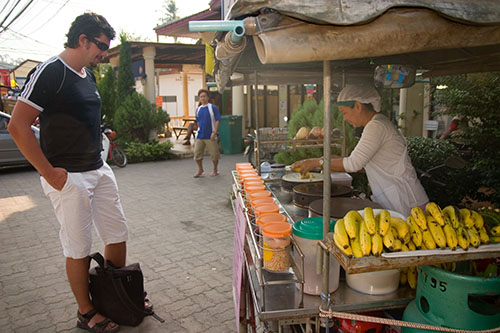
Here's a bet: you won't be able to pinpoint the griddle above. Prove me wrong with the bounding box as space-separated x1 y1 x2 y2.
292 182 353 209
280 172 323 192
308 197 382 219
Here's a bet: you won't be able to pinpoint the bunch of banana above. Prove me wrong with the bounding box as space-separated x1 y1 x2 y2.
442 205 490 248
399 245 418 289
479 207 500 243
332 208 389 257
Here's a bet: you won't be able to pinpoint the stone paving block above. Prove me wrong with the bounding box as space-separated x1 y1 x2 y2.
1 154 248 332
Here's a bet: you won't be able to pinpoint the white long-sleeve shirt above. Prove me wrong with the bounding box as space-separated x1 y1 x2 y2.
343 113 428 216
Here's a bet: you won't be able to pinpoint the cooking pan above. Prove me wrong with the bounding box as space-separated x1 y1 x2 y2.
281 172 323 192
292 182 353 209
308 197 382 219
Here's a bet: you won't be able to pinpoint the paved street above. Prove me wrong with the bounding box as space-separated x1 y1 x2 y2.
0 153 247 332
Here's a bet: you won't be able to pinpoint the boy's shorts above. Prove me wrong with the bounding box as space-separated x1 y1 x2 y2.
41 163 128 259
194 139 220 161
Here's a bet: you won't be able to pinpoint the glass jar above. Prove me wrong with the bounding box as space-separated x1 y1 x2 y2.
261 222 292 272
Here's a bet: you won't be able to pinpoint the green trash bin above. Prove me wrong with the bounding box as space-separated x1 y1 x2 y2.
219 115 242 154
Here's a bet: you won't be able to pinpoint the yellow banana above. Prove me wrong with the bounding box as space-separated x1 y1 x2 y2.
407 216 422 248
350 235 363 258
393 238 403 251
377 210 391 236
467 227 481 248
443 223 458 250
359 220 372 256
401 243 409 252
334 231 353 257
491 225 500 237
333 219 350 250
400 268 408 285
421 242 427 250
422 229 437 250
344 210 363 239
456 227 470 250
460 208 475 228
443 205 460 229
490 236 500 243
478 226 489 244
371 233 383 256
411 206 427 230
407 240 417 251
471 210 484 229
363 207 377 235
426 202 445 226
391 217 411 244
427 215 447 249
383 229 395 251
407 266 418 289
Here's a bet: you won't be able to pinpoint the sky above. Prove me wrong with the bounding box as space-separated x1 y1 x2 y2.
0 0 213 64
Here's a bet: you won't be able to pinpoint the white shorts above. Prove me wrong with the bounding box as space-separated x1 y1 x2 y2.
41 163 128 259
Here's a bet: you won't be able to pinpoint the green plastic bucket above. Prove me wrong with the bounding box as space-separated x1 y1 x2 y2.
402 264 500 332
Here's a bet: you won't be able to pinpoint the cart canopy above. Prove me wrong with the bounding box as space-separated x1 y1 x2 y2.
212 0 500 91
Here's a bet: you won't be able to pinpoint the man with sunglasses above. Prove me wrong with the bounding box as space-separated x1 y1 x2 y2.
291 84 428 217
9 13 126 332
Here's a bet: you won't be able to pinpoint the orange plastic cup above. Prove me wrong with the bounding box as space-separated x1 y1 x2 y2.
236 163 253 170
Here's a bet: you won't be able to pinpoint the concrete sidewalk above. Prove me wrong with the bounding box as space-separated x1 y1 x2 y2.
0 152 248 332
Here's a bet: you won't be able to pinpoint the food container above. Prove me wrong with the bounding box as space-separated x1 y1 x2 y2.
292 217 340 295
254 203 279 217
245 180 265 189
242 176 263 187
245 184 266 193
256 213 287 234
248 190 271 201
250 197 275 211
262 222 292 272
331 172 353 187
236 162 253 171
346 269 400 295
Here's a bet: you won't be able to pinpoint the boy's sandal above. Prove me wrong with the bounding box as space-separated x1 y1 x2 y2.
76 309 119 333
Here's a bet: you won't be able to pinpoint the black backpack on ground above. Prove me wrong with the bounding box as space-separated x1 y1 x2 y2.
88 252 164 326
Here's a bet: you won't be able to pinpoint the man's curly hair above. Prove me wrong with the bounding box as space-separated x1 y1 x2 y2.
65 12 115 48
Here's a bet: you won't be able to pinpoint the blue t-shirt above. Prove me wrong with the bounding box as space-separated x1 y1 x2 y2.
196 104 221 139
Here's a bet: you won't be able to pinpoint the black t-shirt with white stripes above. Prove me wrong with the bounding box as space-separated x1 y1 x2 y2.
21 56 103 172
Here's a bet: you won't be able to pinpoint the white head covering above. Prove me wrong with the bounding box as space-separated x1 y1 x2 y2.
337 84 382 112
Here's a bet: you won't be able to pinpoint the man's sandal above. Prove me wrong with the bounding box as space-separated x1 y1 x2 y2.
76 309 119 333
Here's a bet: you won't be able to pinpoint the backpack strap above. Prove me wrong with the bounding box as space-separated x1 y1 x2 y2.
89 252 105 268
111 273 165 323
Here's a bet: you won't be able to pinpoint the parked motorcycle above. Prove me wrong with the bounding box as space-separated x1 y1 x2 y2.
101 127 127 167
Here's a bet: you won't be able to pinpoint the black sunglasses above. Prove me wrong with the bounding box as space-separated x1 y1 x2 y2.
90 38 109 51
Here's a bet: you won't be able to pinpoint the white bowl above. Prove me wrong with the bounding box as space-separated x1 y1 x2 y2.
346 269 400 295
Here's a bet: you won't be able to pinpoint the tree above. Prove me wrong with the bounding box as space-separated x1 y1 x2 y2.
97 65 117 125
117 34 135 103
158 0 179 42
433 72 500 206
158 0 179 24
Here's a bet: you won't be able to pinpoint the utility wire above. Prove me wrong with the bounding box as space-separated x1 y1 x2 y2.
25 0 71 35
0 0 35 34
0 0 13 18
0 0 21 28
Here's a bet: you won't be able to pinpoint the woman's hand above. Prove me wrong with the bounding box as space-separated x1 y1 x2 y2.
290 158 322 176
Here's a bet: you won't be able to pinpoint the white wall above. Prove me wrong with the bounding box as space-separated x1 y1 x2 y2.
158 73 203 117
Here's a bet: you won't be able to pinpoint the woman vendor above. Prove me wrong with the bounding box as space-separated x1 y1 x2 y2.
291 84 428 217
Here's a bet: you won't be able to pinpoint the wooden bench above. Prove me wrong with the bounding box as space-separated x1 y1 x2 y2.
172 126 189 140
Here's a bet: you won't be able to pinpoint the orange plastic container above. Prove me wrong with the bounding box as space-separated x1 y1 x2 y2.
256 213 287 229
254 203 279 217
245 185 266 194
248 190 271 201
261 222 292 272
236 162 253 170
250 197 275 210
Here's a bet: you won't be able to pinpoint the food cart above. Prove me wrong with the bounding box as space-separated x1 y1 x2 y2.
191 1 500 332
